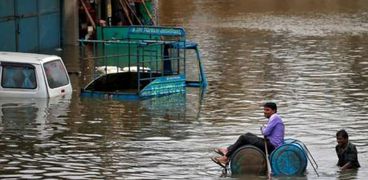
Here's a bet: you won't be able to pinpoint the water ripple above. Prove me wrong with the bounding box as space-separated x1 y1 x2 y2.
1 0 368 179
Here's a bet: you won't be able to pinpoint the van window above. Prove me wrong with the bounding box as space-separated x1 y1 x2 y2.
43 60 69 88
1 63 37 89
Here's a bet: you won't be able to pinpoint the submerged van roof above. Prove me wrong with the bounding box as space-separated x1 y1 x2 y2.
0 51 60 64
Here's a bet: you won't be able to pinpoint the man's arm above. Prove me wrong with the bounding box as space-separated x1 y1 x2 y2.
340 162 352 171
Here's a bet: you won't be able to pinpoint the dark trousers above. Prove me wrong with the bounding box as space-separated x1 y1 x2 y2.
226 132 275 158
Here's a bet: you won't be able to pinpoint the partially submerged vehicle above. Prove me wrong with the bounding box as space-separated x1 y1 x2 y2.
79 26 207 100
0 52 72 98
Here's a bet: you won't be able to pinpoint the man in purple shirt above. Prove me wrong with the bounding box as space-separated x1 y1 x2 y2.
211 102 285 168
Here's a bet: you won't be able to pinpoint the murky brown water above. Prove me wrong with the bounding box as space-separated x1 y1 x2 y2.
1 0 368 179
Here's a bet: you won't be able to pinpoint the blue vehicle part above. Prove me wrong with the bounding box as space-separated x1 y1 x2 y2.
139 75 186 97
171 41 207 87
79 26 207 100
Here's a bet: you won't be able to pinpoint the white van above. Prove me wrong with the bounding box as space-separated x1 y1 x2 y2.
0 51 72 98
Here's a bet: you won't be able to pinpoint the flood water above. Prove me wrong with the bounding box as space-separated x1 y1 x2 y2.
1 0 368 179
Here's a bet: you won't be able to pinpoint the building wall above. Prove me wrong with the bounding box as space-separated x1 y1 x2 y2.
0 0 67 52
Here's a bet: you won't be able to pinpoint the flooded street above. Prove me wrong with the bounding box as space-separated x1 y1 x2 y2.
1 0 368 179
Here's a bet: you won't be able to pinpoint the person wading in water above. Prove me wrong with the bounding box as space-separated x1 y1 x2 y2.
335 129 360 171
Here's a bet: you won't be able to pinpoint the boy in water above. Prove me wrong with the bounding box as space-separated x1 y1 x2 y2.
335 129 360 171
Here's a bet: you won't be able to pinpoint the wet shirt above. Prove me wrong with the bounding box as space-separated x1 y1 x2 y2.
262 113 285 148
336 142 360 169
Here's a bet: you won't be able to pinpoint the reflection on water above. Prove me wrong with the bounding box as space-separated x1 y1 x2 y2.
1 0 368 179
0 96 72 179
0 96 71 141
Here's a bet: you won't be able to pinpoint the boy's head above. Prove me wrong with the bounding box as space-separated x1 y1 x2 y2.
263 102 277 118
336 129 349 146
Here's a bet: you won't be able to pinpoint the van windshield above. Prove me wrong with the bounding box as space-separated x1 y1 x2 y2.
43 60 69 88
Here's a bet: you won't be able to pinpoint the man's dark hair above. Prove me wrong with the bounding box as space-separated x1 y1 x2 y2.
264 102 277 112
336 129 349 139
